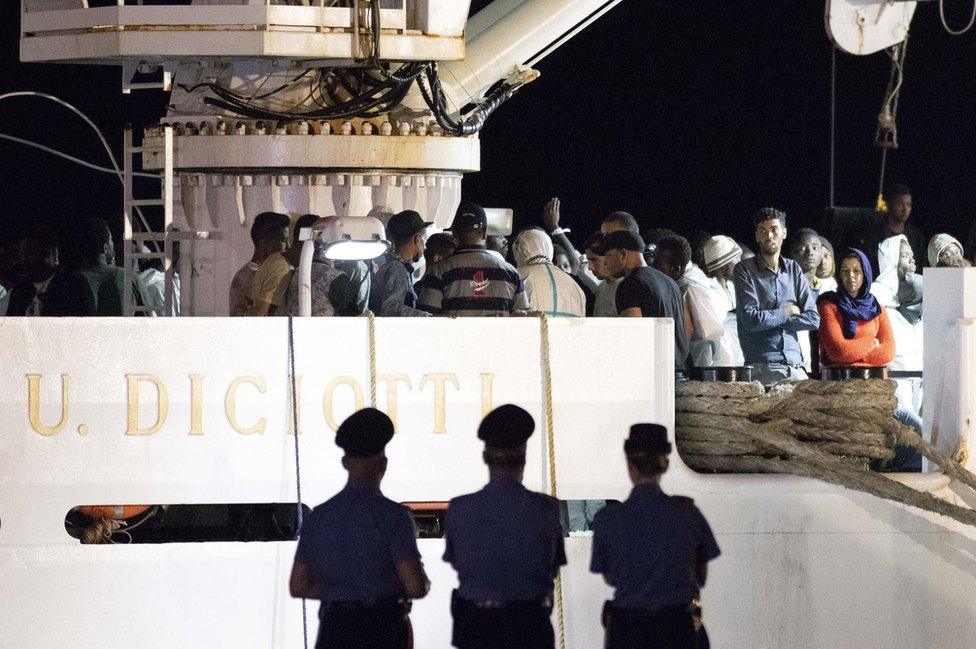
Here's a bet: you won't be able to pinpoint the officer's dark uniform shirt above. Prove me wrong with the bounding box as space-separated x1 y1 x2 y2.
590 484 720 608
444 474 567 602
295 481 421 603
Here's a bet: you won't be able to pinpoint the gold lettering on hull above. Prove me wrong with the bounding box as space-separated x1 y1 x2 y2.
26 374 69 437
188 374 204 436
125 374 169 436
24 371 499 438
420 373 459 434
225 376 267 435
481 373 494 417
323 376 364 432
377 373 411 431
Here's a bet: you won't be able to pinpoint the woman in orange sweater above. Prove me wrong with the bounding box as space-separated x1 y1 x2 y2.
816 248 895 367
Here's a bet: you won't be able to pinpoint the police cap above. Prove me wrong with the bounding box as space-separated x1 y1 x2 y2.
624 423 672 457
477 404 535 449
335 408 395 458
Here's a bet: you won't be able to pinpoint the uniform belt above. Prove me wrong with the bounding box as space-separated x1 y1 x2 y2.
603 600 696 621
320 597 409 614
453 590 552 612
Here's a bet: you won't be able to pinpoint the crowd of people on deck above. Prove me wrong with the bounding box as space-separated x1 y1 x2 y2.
0 217 177 317
0 184 968 390
213 184 959 386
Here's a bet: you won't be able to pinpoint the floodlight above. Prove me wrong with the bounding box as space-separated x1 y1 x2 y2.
296 216 390 317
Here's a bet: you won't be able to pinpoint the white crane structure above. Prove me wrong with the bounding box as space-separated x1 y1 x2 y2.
20 0 623 316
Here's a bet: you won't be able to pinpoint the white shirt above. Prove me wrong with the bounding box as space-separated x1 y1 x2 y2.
594 279 620 317
679 264 744 367
138 268 181 317
513 229 585 317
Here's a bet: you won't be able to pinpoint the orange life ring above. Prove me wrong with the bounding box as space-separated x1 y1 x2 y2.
74 505 152 521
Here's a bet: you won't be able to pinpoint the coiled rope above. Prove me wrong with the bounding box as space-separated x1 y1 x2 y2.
677 379 976 527
75 506 160 545
538 314 567 649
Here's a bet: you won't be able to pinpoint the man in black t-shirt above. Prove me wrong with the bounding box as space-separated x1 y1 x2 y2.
604 230 690 371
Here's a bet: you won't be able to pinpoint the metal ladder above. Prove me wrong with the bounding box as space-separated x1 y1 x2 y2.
122 125 215 317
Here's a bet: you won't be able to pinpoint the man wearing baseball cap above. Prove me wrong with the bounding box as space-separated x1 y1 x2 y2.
369 209 433 317
603 230 690 371
416 203 530 316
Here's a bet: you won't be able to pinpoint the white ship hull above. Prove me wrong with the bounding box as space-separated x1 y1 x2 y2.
3 310 976 648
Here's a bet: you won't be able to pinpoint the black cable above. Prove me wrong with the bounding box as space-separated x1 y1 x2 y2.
178 69 312 100
287 316 310 649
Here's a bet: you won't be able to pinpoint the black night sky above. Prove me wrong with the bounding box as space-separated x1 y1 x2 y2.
2 2 976 252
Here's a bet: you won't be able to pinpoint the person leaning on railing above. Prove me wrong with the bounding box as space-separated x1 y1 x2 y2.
816 247 923 471
815 248 894 368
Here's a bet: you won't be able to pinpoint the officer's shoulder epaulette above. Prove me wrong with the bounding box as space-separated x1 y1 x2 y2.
670 495 696 507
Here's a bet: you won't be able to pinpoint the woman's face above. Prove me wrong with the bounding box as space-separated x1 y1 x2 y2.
839 256 864 298
897 240 916 278
818 246 834 278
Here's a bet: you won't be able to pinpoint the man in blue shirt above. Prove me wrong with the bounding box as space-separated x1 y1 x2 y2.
443 405 566 649
591 424 721 649
733 207 819 385
290 408 429 649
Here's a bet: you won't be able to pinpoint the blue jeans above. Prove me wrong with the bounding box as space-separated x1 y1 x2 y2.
889 407 923 472
752 363 807 387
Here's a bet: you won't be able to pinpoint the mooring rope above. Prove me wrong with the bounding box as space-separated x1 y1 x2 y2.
677 379 976 528
538 314 567 649
287 316 310 649
366 310 378 408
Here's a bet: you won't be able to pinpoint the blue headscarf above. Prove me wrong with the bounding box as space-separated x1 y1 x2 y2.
816 248 881 339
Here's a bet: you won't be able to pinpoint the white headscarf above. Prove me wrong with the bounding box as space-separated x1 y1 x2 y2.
513 229 554 268
871 234 908 307
927 233 964 267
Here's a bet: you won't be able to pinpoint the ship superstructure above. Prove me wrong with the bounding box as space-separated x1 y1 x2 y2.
4 2 976 648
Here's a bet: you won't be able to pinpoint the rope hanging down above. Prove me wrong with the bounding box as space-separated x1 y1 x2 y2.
874 35 909 210
287 317 310 649
677 380 976 528
366 310 378 408
538 314 567 649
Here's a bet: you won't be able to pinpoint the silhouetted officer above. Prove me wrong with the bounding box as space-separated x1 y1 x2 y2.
290 408 430 649
443 404 566 649
591 424 720 649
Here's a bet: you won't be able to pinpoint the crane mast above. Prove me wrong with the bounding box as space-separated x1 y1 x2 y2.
19 0 624 315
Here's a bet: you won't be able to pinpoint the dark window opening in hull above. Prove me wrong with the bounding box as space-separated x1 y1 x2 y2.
65 503 310 544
